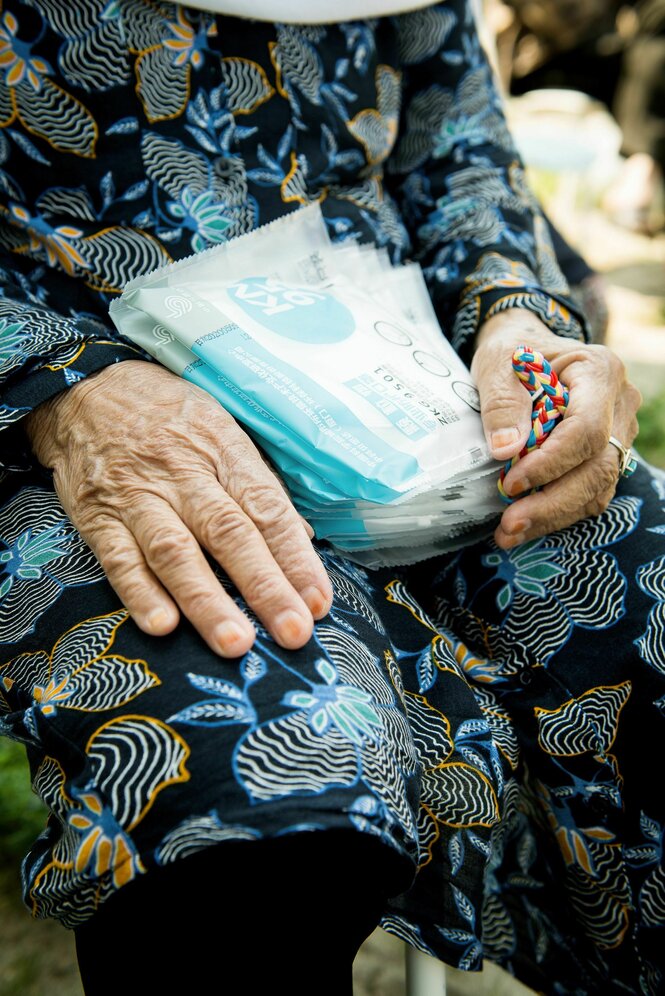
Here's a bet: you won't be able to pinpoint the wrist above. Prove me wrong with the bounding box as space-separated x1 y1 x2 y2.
25 359 153 466
476 310 554 352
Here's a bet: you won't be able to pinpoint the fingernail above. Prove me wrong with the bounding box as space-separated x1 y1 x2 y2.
214 620 252 656
300 585 330 619
505 518 531 535
490 427 521 450
508 477 530 496
274 609 311 647
144 608 175 634
502 534 525 549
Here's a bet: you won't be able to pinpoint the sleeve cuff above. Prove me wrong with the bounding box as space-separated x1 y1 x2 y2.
449 253 589 364
1 340 148 472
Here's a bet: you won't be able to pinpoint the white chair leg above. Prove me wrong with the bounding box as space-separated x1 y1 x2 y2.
405 943 447 996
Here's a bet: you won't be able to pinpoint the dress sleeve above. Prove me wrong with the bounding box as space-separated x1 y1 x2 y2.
0 258 143 473
386 0 588 363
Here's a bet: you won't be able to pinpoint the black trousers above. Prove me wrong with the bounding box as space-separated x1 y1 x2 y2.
74 831 404 996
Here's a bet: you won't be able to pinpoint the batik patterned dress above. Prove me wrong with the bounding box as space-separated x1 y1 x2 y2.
0 3 663 994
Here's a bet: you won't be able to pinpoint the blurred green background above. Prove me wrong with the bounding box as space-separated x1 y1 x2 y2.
0 744 46 868
636 384 665 468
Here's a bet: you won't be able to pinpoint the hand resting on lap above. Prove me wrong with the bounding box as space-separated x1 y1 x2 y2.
24 310 641 654
25 360 333 658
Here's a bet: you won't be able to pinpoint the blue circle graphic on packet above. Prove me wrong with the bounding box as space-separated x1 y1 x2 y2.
228 277 355 343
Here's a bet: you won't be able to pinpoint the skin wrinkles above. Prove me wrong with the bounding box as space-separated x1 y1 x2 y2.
472 311 642 550
25 360 333 658
24 307 641 652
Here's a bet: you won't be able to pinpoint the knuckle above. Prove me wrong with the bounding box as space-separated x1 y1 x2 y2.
146 427 214 477
146 427 183 463
584 470 617 517
68 474 106 517
587 492 612 517
98 543 134 579
584 424 608 457
575 476 602 510
145 526 190 566
584 500 600 519
145 442 175 472
481 391 522 423
599 490 614 512
200 504 250 549
604 346 625 378
590 342 621 377
182 587 219 618
597 458 618 495
216 438 257 486
247 490 295 534
242 569 283 607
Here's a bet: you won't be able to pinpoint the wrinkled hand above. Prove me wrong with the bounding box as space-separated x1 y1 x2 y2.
472 311 642 549
25 360 333 657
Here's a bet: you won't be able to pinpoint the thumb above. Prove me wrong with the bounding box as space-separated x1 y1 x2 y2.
473 346 533 460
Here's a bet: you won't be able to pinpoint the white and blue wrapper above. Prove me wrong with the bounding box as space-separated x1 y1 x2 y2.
110 205 503 566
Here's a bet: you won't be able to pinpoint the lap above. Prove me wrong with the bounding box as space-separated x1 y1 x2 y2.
0 472 452 928
410 461 665 992
1 463 663 992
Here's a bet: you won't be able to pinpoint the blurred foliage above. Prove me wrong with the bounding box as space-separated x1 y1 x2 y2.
637 390 665 469
0 739 48 867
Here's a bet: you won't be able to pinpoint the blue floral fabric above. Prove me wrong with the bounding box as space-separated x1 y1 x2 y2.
0 0 586 474
0 3 663 995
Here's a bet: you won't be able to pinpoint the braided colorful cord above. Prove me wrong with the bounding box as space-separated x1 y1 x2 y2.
498 346 569 503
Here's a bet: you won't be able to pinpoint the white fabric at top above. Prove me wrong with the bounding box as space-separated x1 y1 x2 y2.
182 1 435 24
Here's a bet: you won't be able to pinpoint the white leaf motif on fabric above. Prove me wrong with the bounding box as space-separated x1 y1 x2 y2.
420 762 500 827
235 710 359 801
156 812 260 864
534 682 632 757
87 716 190 829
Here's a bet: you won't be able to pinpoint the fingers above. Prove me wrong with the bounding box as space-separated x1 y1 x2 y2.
501 350 642 500
483 342 640 548
495 443 621 549
177 478 332 648
66 451 328 656
82 503 258 657
212 437 334 616
121 459 332 654
500 350 616 497
471 314 644 548
234 486 333 619
471 339 534 461
77 514 181 636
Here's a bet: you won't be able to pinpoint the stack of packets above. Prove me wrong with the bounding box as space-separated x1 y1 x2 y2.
110 204 504 568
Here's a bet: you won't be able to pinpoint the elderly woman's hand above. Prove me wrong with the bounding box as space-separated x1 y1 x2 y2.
25 360 333 657
472 310 642 549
